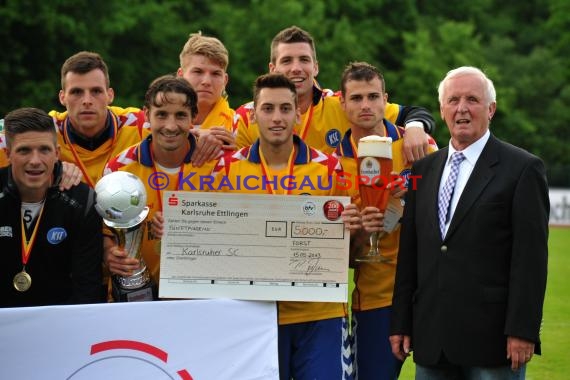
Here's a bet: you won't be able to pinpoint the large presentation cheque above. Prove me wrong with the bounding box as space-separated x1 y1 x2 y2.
159 192 350 302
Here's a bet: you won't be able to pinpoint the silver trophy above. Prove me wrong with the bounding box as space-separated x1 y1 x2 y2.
94 171 156 302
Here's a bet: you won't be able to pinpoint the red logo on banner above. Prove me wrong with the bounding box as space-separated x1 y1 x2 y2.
67 340 193 379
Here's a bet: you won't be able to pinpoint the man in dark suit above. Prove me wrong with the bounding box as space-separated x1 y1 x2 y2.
389 66 549 379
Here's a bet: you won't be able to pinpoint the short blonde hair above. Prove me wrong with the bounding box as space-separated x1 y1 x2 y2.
179 32 229 70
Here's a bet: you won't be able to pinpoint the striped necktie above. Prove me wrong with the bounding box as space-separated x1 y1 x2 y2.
438 152 465 238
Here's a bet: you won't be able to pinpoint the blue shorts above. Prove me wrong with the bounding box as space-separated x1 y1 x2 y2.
279 317 353 379
352 307 403 380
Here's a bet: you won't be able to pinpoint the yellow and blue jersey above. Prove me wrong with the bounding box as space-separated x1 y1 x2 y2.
104 134 219 284
0 106 149 174
336 121 437 311
197 97 234 132
213 135 349 325
233 85 405 154
51 106 149 188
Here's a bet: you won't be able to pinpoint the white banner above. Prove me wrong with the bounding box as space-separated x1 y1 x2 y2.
550 188 570 226
0 299 278 379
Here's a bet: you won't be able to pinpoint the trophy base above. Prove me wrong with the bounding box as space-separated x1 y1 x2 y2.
355 232 391 263
112 277 157 302
354 253 391 263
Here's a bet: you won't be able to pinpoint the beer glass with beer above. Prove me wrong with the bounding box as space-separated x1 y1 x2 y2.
356 135 393 262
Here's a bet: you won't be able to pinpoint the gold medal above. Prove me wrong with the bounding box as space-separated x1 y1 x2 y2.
18 202 44 293
13 270 32 292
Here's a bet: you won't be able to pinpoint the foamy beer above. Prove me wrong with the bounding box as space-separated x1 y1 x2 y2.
95 172 156 302
356 136 393 262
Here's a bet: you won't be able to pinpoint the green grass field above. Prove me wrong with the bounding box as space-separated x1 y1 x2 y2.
350 227 570 379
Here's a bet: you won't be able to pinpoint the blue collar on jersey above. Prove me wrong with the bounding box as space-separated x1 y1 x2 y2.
247 135 312 165
335 119 403 158
135 133 197 167
65 110 119 150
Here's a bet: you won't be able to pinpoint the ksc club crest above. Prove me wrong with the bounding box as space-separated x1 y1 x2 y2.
325 129 341 148
399 168 412 188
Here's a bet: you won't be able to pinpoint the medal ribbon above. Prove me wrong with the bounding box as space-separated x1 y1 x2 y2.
20 203 46 268
259 145 296 195
62 115 119 188
349 134 363 204
297 103 315 141
349 134 359 158
150 142 185 212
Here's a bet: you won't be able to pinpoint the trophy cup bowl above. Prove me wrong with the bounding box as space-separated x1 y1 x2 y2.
356 135 393 263
95 171 156 301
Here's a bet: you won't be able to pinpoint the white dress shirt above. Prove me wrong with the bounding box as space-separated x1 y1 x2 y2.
438 129 490 237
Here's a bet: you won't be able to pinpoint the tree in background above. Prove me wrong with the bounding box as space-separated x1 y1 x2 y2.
1 0 568 185
0 0 203 113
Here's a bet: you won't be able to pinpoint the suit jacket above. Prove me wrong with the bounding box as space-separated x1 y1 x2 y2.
391 134 549 367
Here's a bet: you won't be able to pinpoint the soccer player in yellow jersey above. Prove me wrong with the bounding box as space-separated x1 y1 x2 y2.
214 73 361 380
21 51 151 301
0 51 224 177
52 52 149 188
177 32 236 150
234 26 435 161
103 76 220 297
335 62 437 380
0 52 147 186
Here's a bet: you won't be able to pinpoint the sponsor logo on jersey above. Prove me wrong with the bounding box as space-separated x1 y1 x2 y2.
0 226 13 237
